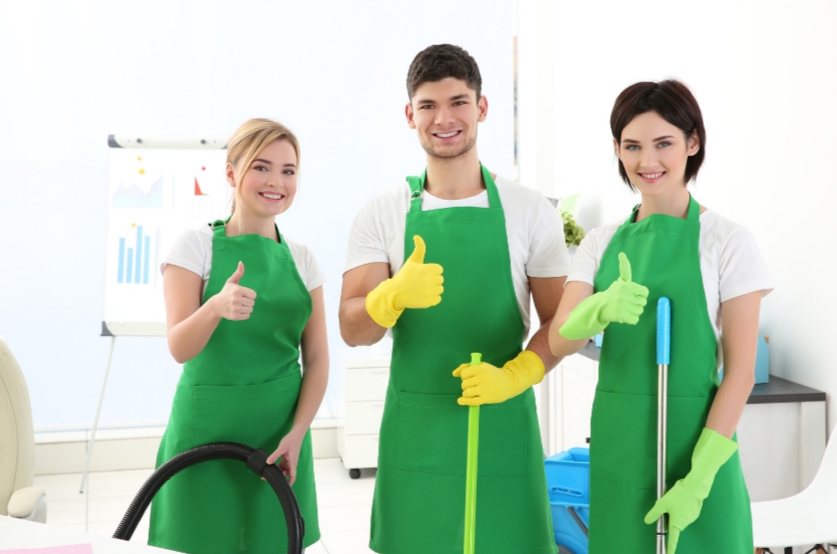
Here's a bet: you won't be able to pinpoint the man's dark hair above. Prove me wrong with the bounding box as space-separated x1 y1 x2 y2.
610 80 706 190
406 44 482 102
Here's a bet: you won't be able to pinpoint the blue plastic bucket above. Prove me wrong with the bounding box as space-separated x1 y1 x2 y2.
545 447 590 504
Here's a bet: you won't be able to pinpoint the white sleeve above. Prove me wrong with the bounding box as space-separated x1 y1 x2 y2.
566 230 600 287
162 228 207 278
302 247 327 292
344 198 389 273
526 197 572 278
719 227 774 302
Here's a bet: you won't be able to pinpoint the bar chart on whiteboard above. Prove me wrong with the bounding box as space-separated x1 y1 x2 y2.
114 223 157 287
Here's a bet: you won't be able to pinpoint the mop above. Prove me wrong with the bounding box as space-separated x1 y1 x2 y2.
656 298 671 554
464 352 482 554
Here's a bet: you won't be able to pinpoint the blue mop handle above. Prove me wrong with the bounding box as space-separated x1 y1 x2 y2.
656 298 671 366
656 297 671 554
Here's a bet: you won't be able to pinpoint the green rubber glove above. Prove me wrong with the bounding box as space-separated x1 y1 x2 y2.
644 428 739 554
558 252 649 340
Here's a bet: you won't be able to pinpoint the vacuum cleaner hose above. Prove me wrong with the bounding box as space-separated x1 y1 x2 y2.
112 442 305 554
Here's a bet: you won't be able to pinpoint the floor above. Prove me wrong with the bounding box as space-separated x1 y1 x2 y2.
34 458 376 554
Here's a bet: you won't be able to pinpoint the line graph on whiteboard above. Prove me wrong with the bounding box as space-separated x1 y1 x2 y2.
112 175 164 208
111 170 172 211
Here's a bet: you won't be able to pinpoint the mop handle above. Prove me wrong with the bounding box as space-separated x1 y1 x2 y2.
464 352 482 554
656 298 671 554
657 298 671 366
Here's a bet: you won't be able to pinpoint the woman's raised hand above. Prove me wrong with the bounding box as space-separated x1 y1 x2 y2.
598 253 649 325
211 261 257 321
558 253 649 340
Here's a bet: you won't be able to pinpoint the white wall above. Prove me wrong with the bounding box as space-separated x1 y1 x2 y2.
0 0 514 430
519 0 837 435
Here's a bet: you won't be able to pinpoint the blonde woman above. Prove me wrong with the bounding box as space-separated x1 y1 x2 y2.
149 119 327 553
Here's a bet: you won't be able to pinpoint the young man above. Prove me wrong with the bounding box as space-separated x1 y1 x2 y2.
340 44 569 553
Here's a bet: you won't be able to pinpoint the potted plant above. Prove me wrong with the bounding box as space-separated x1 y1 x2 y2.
562 211 585 254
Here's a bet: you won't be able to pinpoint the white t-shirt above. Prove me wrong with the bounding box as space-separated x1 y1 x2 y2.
567 209 774 367
161 225 327 295
344 174 572 338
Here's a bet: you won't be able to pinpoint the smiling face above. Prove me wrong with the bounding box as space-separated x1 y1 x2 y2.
615 111 700 196
227 138 298 218
406 77 487 160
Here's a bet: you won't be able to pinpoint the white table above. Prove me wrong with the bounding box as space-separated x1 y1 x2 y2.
0 517 171 553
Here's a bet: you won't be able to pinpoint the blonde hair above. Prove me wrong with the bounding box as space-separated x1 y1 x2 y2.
226 118 301 215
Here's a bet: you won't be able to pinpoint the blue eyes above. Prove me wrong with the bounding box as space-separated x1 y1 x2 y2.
625 142 671 151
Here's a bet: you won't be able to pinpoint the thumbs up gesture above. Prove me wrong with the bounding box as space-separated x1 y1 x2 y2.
598 252 649 325
558 252 649 340
212 261 258 321
365 235 444 328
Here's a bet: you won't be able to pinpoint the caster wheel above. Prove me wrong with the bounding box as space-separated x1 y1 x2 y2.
349 468 361 479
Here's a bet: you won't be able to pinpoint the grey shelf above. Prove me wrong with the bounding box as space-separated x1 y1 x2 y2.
748 376 826 404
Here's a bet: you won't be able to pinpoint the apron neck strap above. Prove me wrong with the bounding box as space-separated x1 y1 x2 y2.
406 163 499 214
626 193 700 225
406 172 425 213
686 194 700 222
210 216 232 237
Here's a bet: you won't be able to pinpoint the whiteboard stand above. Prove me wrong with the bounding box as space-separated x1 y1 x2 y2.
86 135 227 493
80 334 116 493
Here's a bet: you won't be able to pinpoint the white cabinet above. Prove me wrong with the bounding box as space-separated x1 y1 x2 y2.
337 357 390 479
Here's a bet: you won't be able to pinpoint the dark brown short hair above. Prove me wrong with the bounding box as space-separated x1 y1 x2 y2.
406 44 482 102
610 80 706 190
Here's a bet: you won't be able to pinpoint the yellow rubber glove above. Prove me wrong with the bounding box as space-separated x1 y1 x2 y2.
453 351 545 406
365 235 444 328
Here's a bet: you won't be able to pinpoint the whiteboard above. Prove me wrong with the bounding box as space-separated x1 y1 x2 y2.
102 135 231 336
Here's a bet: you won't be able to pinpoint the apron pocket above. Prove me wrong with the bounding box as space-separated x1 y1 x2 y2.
192 372 302 450
590 389 657 490
666 395 713 482
393 391 527 476
478 402 529 476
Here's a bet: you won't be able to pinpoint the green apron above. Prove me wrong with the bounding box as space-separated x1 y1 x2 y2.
149 219 320 554
587 197 752 553
370 165 556 554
